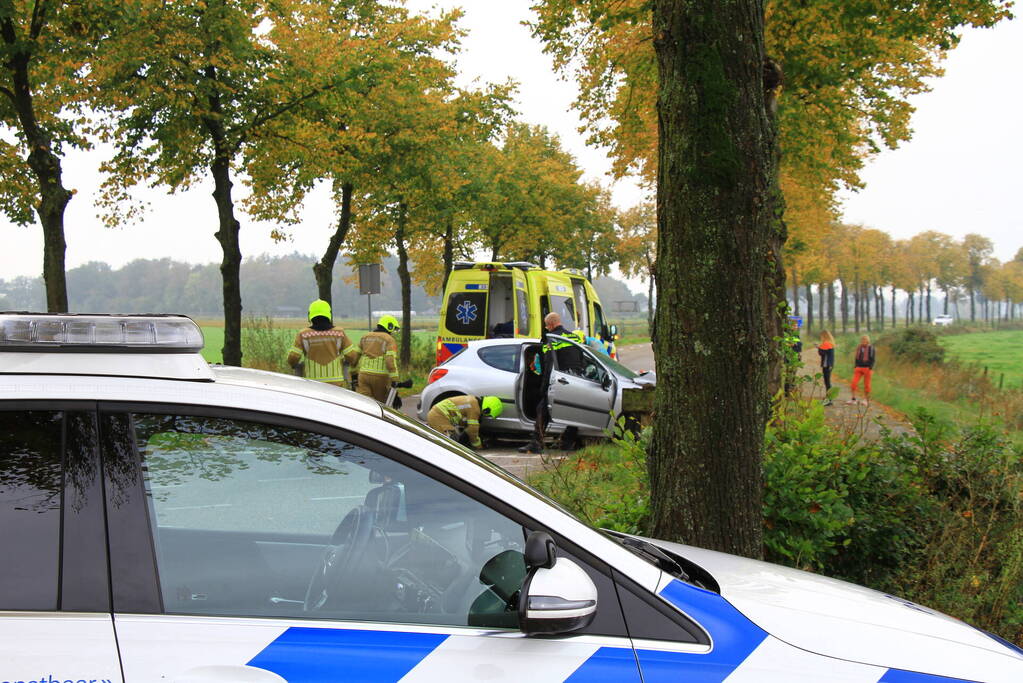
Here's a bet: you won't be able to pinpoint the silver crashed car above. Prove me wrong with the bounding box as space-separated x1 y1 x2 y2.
417 336 655 437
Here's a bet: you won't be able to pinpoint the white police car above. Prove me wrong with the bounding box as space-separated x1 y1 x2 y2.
2 313 1021 683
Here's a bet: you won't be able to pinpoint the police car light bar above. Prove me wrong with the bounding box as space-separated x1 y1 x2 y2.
0 313 205 352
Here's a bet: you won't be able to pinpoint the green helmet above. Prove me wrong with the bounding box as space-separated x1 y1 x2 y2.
481 396 503 419
378 314 400 333
308 299 332 322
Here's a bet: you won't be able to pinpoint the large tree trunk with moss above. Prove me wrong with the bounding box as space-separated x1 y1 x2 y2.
648 0 778 558
1 40 72 312
313 182 353 304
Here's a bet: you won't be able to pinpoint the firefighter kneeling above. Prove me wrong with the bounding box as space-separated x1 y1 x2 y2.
427 395 503 450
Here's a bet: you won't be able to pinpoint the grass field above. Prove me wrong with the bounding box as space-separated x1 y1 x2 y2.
939 330 1023 390
197 317 438 365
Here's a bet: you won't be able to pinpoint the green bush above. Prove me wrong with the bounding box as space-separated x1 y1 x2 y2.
529 424 649 534
763 404 932 581
888 327 946 364
241 316 294 373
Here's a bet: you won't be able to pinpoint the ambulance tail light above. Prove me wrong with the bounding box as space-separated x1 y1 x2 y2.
427 368 448 385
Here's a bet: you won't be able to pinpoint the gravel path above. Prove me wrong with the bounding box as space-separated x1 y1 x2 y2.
798 347 915 441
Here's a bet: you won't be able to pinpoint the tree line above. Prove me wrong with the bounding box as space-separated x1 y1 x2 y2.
787 227 1023 333
0 0 645 368
0 253 648 321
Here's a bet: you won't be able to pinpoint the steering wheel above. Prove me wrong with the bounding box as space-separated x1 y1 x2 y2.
304 505 377 612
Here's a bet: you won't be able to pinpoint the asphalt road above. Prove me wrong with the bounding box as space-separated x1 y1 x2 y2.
616 343 654 374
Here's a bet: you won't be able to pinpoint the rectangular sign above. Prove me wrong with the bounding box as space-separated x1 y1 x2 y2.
358 264 381 295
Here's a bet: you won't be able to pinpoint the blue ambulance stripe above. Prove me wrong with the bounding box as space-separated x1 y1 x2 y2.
247 627 448 682
564 646 642 683
878 670 979 683
464 284 485 290
633 579 769 683
443 343 466 354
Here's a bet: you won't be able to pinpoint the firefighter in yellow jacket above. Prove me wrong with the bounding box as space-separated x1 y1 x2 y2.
427 395 503 450
355 315 401 402
286 300 360 387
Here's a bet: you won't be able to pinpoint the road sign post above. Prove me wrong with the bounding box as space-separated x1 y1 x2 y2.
359 264 382 331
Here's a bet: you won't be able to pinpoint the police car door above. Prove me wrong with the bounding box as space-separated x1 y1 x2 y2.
547 344 616 432
0 406 123 683
100 405 641 683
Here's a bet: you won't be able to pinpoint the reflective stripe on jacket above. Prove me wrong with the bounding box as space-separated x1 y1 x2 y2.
286 327 359 384
432 395 481 447
357 331 398 379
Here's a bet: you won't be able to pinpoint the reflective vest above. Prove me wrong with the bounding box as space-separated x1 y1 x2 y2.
286 327 359 385
357 331 398 380
433 395 482 447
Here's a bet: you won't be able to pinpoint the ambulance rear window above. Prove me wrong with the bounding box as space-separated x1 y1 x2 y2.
445 292 487 336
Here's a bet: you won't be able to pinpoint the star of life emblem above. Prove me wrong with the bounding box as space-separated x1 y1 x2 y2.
456 300 478 325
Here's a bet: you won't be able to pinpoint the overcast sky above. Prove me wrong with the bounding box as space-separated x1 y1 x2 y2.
1 3 1020 282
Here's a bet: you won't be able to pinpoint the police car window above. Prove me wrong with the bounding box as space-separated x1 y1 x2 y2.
477 344 520 373
0 410 62 610
130 413 527 628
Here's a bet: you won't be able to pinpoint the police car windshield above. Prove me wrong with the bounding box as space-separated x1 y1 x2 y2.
380 404 600 525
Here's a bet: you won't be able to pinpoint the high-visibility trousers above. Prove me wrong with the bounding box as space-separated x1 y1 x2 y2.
357 372 391 403
426 406 457 436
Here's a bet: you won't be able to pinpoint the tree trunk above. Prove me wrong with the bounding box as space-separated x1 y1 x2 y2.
818 283 825 332
907 292 914 326
209 151 243 367
864 283 871 332
805 283 813 332
442 217 454 292
840 279 848 333
926 282 932 321
312 182 353 305
853 279 860 333
649 0 775 558
1 44 73 311
790 267 799 316
827 282 835 329
970 286 976 322
647 265 656 334
395 201 412 372
890 287 897 328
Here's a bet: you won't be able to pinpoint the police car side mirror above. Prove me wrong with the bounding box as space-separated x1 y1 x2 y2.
518 531 597 636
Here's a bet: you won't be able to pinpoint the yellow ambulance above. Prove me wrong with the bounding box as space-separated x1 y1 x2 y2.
435 261 617 364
